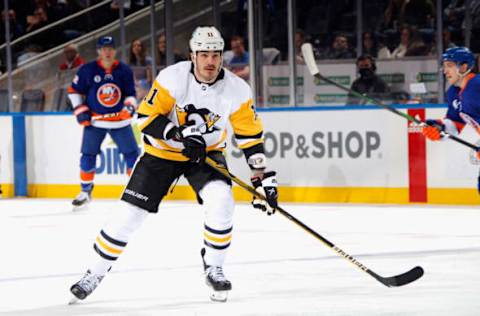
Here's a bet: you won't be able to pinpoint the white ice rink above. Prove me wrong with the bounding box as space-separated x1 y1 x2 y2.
1 199 480 315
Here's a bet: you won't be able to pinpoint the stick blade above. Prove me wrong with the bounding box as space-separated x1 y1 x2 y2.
301 43 319 76
380 266 424 287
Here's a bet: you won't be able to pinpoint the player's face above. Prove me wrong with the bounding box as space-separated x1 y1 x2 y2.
443 61 469 85
98 46 116 63
193 51 223 83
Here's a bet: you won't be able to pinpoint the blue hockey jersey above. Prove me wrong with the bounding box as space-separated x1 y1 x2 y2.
69 60 136 128
445 73 480 134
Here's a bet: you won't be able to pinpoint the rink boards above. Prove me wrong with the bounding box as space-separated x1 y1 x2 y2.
1 106 479 204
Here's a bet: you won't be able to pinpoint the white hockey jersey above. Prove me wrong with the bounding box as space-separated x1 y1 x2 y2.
137 61 263 161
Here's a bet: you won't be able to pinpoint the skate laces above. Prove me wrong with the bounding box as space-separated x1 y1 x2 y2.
78 271 103 293
207 266 227 282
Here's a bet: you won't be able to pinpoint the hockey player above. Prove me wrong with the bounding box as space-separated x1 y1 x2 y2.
69 36 139 210
421 47 480 191
69 26 279 303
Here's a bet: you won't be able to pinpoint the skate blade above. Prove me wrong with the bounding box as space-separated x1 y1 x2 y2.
209 290 228 302
68 296 80 305
72 203 90 212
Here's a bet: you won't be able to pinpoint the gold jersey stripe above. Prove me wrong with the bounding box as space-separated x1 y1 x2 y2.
138 81 176 117
144 144 227 161
144 130 227 161
229 98 263 137
144 144 190 161
204 232 232 243
95 236 123 255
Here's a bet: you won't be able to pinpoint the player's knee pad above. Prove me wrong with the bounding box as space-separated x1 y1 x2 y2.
102 201 149 242
200 180 234 229
80 154 97 172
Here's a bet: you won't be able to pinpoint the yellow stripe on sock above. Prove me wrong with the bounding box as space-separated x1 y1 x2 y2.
204 232 232 243
95 236 123 255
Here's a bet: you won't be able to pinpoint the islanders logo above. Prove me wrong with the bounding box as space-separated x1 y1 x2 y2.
97 83 122 107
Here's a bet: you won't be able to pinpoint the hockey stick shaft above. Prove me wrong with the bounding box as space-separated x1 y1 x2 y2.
301 43 479 151
205 156 423 287
91 112 123 120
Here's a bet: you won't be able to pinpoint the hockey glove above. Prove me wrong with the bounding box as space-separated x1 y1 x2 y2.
422 119 444 141
73 105 91 126
122 103 136 118
174 123 206 163
251 171 278 215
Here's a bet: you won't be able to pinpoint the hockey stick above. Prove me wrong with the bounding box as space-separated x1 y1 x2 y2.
205 156 424 287
91 112 122 120
301 43 480 152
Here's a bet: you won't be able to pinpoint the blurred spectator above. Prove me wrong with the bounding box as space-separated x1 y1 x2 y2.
391 25 412 58
363 0 390 32
0 9 24 42
128 38 153 99
156 33 185 67
26 6 49 33
110 0 131 14
443 26 457 49
362 31 378 57
405 28 430 56
430 26 457 56
295 29 307 63
59 43 85 70
324 34 355 59
224 35 250 80
347 55 390 105
17 44 42 66
363 32 392 59
400 0 435 29
444 0 465 30
383 0 406 30
391 25 430 57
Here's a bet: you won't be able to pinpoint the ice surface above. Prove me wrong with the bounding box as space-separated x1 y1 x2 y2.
1 199 480 315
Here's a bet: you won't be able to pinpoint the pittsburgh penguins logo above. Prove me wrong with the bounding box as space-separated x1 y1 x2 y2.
96 83 122 107
176 104 220 134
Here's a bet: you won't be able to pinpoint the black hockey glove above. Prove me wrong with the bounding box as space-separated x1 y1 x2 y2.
251 171 278 215
173 123 206 163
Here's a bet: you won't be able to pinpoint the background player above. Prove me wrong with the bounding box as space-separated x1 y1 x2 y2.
421 47 480 191
68 36 139 210
69 26 279 303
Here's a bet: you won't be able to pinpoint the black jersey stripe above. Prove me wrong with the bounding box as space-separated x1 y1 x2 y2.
235 131 263 139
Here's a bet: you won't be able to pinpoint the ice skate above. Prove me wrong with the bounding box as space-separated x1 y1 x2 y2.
201 248 232 302
72 191 91 211
68 270 104 304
